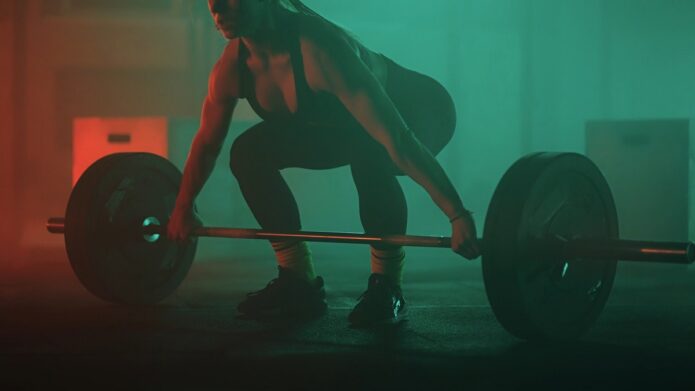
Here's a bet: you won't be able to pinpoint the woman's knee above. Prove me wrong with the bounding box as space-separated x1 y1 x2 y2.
351 163 408 234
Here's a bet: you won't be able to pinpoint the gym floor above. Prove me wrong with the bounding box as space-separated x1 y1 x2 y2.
2 246 694 390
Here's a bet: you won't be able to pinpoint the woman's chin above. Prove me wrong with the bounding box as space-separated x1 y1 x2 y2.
217 25 242 39
222 31 237 39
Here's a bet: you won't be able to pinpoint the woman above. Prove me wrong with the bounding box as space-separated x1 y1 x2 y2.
168 0 480 327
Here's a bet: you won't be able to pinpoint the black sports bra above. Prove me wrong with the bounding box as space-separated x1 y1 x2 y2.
238 17 358 126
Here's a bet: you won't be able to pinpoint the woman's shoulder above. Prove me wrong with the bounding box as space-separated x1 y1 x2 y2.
292 12 388 84
218 38 241 67
292 12 362 53
209 39 243 101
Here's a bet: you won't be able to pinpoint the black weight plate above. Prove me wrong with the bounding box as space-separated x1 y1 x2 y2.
64 153 197 305
482 153 618 341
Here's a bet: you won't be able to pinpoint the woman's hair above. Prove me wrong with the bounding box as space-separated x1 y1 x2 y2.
275 0 360 44
275 0 322 18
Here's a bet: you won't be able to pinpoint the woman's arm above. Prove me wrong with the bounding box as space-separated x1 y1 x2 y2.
300 31 480 258
173 94 237 211
168 42 240 241
301 34 467 221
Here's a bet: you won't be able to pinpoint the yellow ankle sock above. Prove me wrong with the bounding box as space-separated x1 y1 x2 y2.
370 246 405 286
271 240 316 282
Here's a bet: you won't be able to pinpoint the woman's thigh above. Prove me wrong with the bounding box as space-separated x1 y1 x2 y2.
232 61 457 175
231 119 391 171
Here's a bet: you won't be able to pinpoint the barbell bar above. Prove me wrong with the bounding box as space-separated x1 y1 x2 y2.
45 151 694 341
47 217 694 264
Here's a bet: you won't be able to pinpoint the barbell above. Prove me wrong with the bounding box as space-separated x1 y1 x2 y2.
47 152 693 341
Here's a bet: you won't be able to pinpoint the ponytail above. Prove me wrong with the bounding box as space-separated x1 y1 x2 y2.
285 0 334 25
280 0 360 44
286 0 317 15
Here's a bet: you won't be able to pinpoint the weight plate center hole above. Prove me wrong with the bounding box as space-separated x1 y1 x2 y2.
142 216 161 243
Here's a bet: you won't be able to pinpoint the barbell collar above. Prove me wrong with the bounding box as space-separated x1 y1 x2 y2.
47 217 66 234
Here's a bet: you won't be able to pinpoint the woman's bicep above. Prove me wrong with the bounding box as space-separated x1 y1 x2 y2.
196 47 240 151
195 82 238 153
198 95 236 147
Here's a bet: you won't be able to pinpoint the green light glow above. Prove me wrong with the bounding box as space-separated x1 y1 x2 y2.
561 262 569 278
142 217 161 243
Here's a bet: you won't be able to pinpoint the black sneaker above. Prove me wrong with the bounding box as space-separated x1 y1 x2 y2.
348 274 408 327
237 267 327 319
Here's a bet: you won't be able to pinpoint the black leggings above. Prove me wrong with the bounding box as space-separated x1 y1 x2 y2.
229 60 456 250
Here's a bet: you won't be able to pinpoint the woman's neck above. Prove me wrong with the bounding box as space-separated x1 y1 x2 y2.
241 33 282 59
240 9 292 60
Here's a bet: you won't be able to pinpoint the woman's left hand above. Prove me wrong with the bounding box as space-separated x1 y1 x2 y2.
451 213 481 260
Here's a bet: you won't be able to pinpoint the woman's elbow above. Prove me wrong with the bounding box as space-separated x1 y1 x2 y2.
385 141 410 171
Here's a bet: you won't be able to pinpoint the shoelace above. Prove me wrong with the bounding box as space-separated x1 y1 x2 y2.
356 285 387 302
248 277 284 297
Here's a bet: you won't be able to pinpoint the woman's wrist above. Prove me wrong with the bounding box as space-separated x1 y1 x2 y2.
174 196 195 212
448 209 473 223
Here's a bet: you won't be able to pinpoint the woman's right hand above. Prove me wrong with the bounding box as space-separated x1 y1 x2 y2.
167 205 202 243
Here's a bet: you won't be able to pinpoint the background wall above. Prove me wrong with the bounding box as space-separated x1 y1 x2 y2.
0 0 18 260
1 0 694 264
